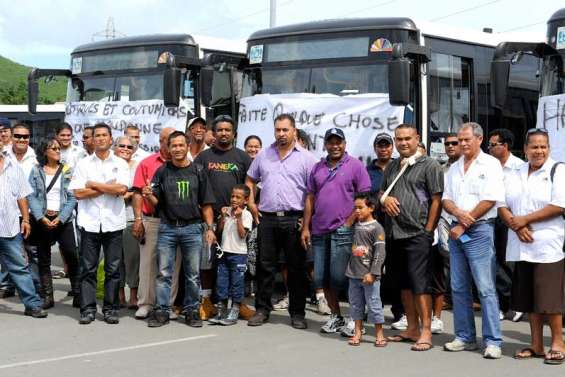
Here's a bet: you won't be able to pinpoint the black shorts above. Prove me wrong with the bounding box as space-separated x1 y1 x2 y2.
511 259 565 314
431 244 447 296
390 232 433 295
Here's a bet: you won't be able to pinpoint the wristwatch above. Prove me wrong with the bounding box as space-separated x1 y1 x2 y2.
203 223 213 232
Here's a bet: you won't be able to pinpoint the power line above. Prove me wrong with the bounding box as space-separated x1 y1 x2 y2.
500 20 545 33
344 0 398 17
430 0 501 22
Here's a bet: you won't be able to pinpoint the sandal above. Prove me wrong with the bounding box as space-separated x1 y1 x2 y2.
513 348 545 360
374 339 388 348
411 342 434 352
348 337 361 346
387 334 417 343
544 349 565 365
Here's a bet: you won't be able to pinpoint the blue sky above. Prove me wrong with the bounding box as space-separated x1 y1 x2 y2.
0 0 559 68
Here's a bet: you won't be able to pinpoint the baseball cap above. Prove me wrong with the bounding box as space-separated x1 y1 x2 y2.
373 133 393 145
187 116 206 129
324 128 345 142
0 117 11 129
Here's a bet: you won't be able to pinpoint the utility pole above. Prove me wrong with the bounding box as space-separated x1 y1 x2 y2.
270 0 276 27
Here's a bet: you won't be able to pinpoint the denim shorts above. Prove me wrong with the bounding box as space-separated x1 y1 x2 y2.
312 225 352 291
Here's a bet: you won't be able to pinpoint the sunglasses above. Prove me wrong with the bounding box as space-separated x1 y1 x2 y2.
118 144 134 150
526 128 548 135
487 142 504 148
444 141 459 147
13 134 30 140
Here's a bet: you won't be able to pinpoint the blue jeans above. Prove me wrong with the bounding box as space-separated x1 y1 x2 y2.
0 242 39 292
0 235 42 310
155 223 202 313
449 222 502 347
312 225 352 291
348 278 384 324
216 252 247 303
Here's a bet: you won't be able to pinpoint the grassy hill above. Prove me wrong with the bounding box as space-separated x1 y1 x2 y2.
0 55 67 104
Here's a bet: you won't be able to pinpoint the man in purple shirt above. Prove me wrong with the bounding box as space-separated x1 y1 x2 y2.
301 128 371 334
245 114 317 329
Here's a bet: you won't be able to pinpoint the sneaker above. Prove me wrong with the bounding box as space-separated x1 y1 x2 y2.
78 312 95 325
135 305 152 319
199 297 217 321
483 345 502 359
316 297 331 315
209 303 228 325
219 307 239 326
24 307 48 318
431 316 444 334
320 314 345 334
444 338 478 352
148 310 169 327
170 306 182 320
391 314 408 331
103 311 119 324
247 311 269 326
499 311 505 321
273 295 289 311
340 317 365 337
186 308 203 327
511 311 524 322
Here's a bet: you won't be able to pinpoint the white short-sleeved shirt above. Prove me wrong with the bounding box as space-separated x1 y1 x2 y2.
6 147 37 179
443 151 505 221
68 151 130 233
502 158 565 263
0 156 33 237
502 153 524 174
132 148 151 163
60 145 83 171
220 207 253 255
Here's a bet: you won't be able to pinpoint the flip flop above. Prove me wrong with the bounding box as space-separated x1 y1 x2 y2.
348 337 361 346
387 335 416 343
411 342 434 352
374 339 388 348
544 349 565 365
513 348 545 360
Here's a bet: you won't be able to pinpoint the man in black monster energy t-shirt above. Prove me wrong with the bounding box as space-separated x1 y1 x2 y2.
145 131 216 328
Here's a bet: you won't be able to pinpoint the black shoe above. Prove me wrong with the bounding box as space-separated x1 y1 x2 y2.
291 315 307 329
148 310 169 328
103 311 120 324
185 308 203 327
247 311 269 326
24 307 48 318
79 312 95 324
208 302 228 325
0 288 15 299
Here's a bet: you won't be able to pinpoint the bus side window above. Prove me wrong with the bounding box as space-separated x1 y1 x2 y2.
428 53 472 133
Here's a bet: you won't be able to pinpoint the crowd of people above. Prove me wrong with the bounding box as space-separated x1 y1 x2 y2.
0 114 564 365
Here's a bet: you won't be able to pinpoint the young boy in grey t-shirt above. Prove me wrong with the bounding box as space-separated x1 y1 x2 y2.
345 193 386 347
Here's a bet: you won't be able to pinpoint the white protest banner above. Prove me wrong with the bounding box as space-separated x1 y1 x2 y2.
536 94 565 162
64 99 192 153
236 93 404 163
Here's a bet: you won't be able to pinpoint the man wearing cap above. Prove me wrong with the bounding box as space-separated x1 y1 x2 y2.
194 115 252 320
367 133 394 196
186 117 209 162
301 127 371 334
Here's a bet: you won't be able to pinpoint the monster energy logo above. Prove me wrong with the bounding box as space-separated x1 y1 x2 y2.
177 180 190 200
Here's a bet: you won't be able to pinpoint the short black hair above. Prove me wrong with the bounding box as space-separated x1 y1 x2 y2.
56 123 73 135
296 129 312 150
93 123 112 135
354 192 377 210
445 132 458 139
244 135 262 147
232 184 251 198
12 123 31 132
83 125 94 134
125 124 139 133
36 138 60 166
212 115 235 132
167 130 189 146
525 129 549 145
488 128 514 148
274 113 296 128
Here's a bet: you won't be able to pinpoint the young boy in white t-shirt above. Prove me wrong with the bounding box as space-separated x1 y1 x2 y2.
209 184 253 326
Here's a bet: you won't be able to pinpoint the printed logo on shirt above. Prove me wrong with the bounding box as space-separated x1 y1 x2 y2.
352 244 368 257
177 180 190 200
208 162 239 173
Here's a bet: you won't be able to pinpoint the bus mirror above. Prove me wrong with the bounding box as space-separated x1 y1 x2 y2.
200 68 214 107
491 60 510 108
388 58 411 106
163 67 181 107
27 69 39 114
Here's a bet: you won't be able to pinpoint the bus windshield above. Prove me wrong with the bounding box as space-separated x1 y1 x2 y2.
540 55 564 97
242 63 389 97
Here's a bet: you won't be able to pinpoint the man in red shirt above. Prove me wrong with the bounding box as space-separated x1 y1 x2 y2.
131 127 179 319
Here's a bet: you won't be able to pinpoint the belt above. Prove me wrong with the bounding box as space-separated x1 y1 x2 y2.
161 218 201 227
453 218 495 227
260 210 303 217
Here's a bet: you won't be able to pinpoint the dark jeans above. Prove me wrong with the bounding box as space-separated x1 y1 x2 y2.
494 218 513 312
216 252 247 303
381 239 404 320
35 218 78 281
256 214 307 317
79 229 122 314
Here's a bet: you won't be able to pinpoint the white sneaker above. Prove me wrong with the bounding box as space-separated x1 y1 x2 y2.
444 338 479 352
511 311 524 322
169 310 179 320
317 297 331 315
391 315 408 331
135 305 151 319
273 295 289 311
483 345 502 359
339 317 366 337
431 316 444 334
320 314 345 334
499 311 505 321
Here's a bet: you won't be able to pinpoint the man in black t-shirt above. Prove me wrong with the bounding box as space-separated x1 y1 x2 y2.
194 115 252 318
145 131 216 328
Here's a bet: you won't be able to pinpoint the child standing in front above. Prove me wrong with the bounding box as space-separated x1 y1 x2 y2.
209 184 253 326
346 193 387 347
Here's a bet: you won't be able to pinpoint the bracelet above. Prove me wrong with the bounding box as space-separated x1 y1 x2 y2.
134 217 143 221
22 220 30 224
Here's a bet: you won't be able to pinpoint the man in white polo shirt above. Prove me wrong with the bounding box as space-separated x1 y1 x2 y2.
442 122 505 359
69 123 129 325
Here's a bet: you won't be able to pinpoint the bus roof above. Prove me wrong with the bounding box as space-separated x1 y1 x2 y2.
72 34 197 54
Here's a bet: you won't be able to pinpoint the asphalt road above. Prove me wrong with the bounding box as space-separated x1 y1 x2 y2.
0 256 563 377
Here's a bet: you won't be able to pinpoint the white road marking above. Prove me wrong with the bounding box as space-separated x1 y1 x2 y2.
0 334 217 370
